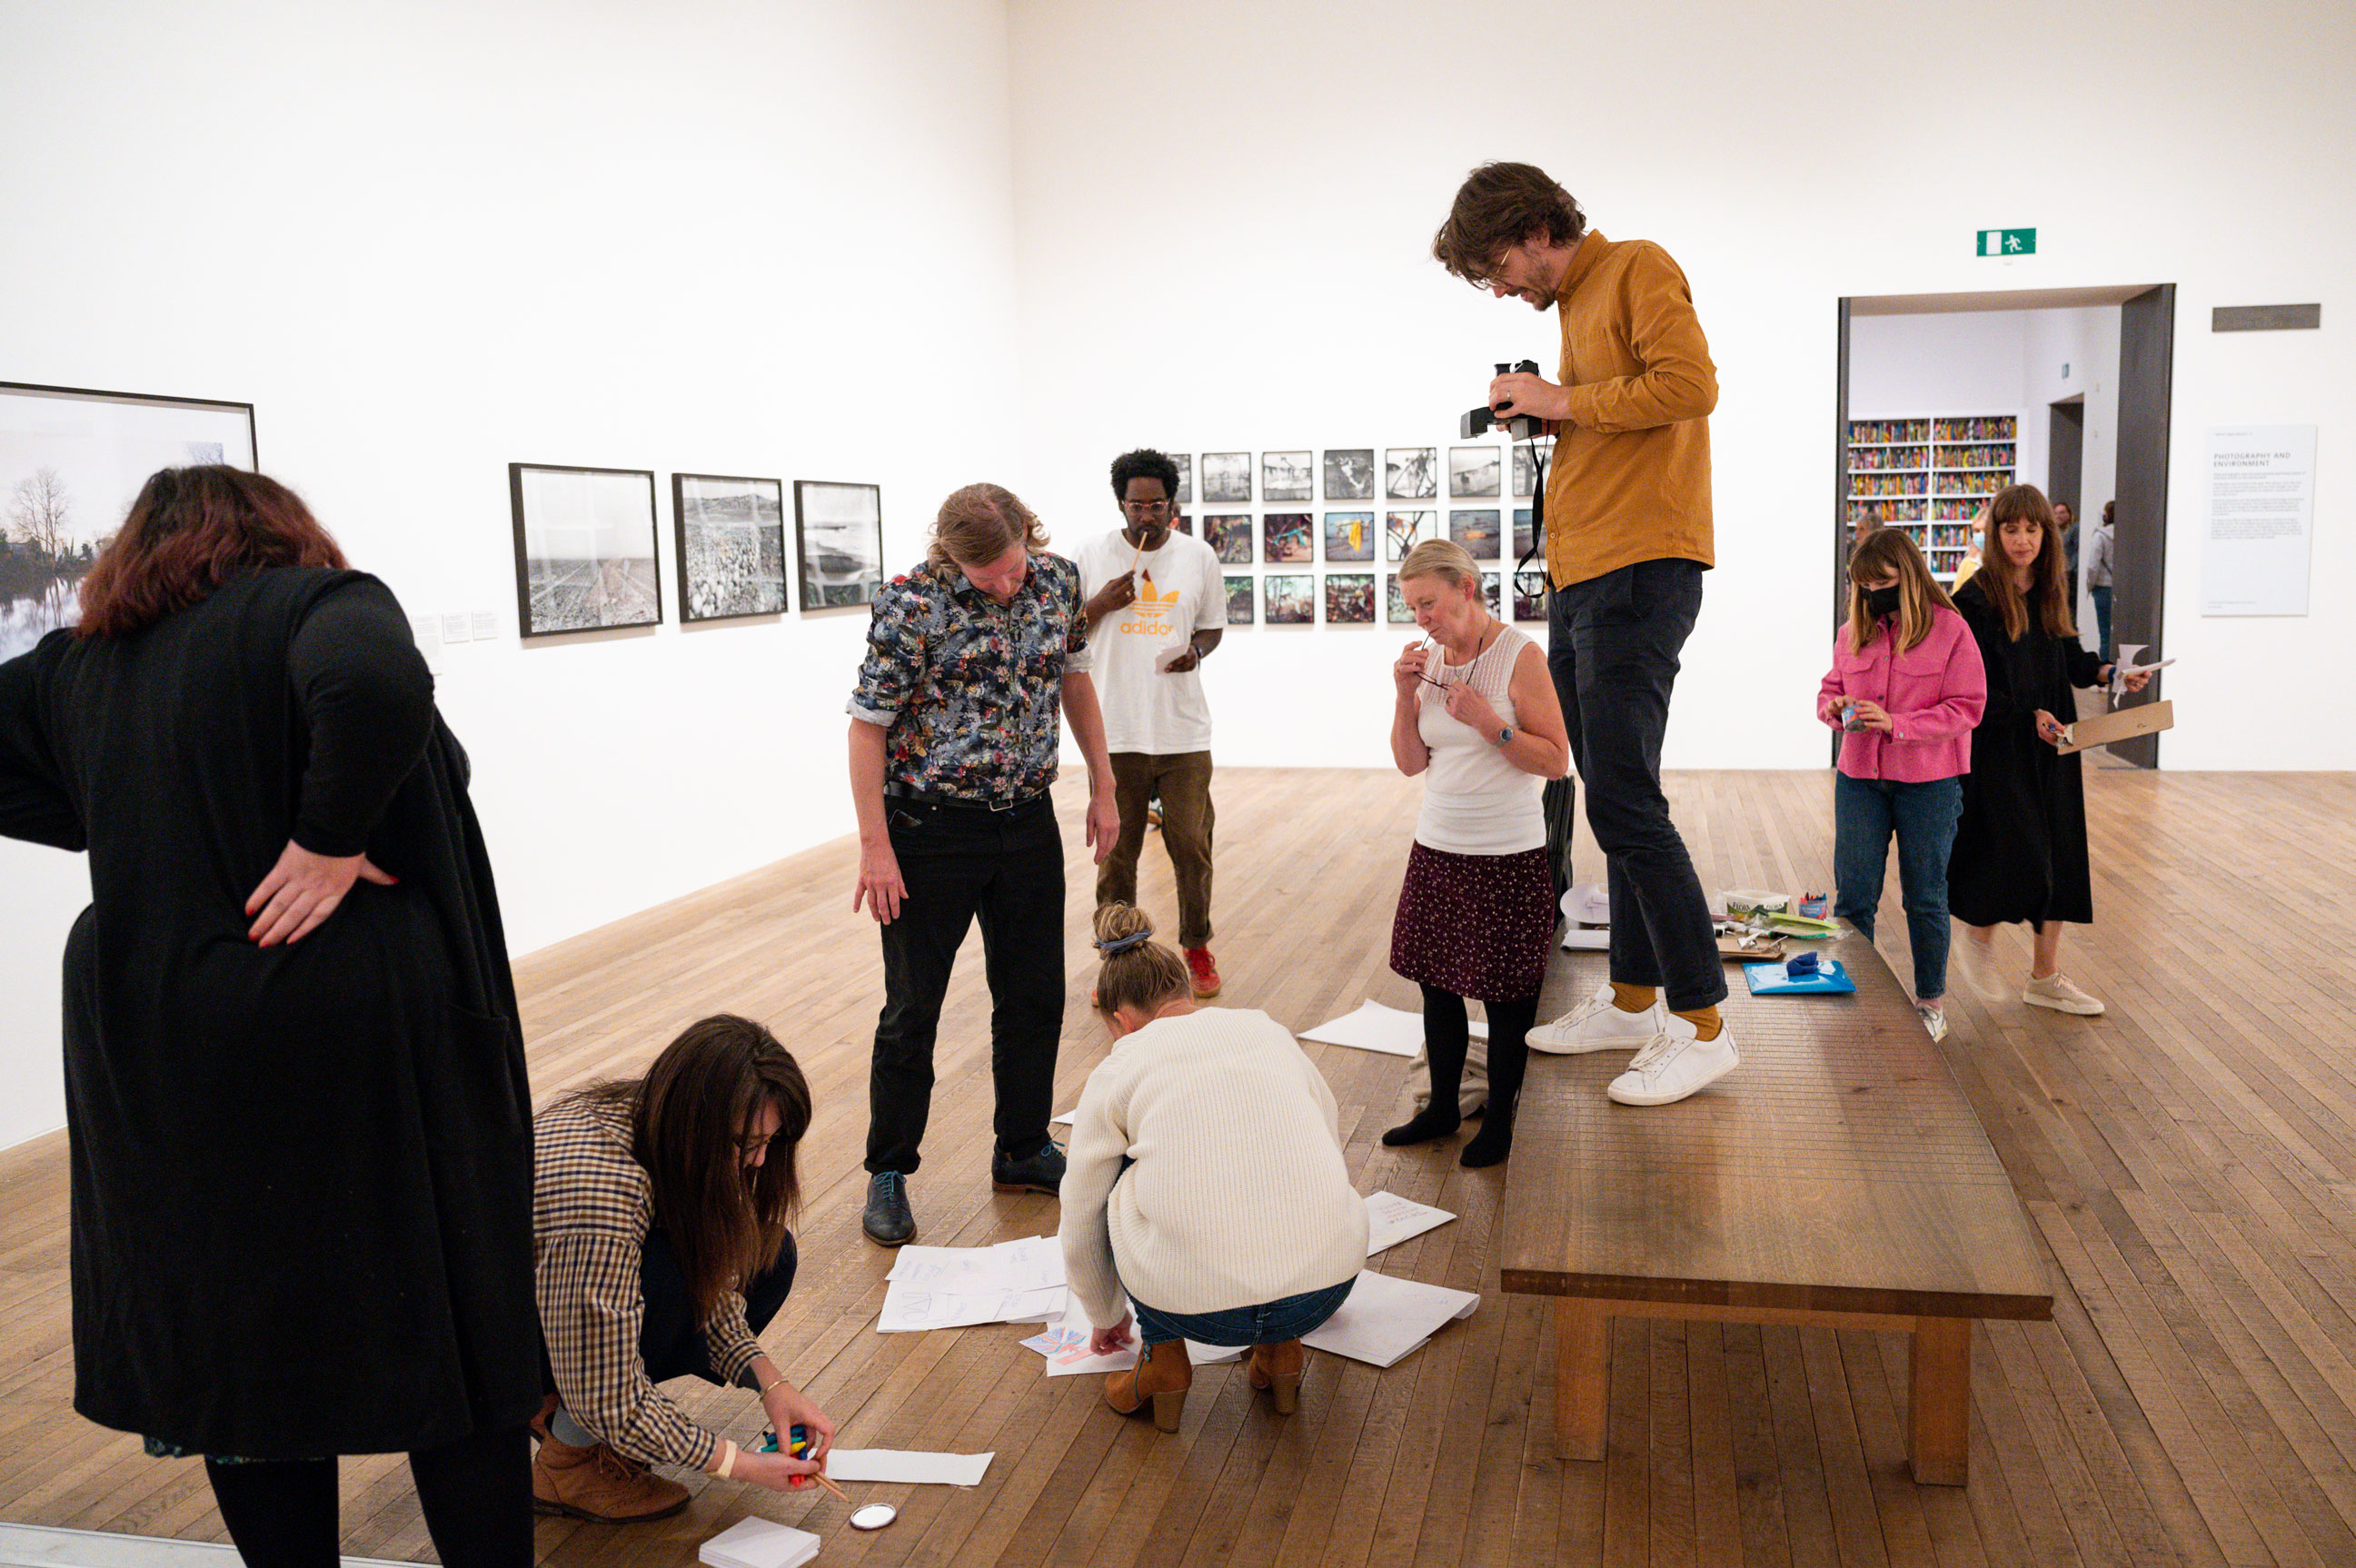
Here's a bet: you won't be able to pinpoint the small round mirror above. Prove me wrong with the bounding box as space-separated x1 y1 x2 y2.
850 1503 898 1531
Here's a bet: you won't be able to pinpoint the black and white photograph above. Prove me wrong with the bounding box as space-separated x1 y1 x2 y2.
1513 506 1536 559
1224 573 1254 623
511 462 662 639
673 472 787 622
793 480 885 610
1449 444 1501 499
1261 450 1313 502
1324 572 1375 624
1201 451 1251 503
1449 508 1502 560
1263 573 1313 624
1385 573 1414 625
1205 513 1253 563
1513 567 1548 623
1482 571 1502 617
1 382 256 659
1323 511 1374 561
1512 437 1554 498
1387 510 1437 561
1263 512 1313 563
1322 448 1374 501
1386 446 1437 500
1171 452 1192 504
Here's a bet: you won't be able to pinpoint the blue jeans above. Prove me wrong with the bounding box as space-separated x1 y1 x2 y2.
1133 1276 1356 1349
1833 773 1963 1002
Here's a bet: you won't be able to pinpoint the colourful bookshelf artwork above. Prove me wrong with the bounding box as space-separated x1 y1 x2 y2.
1846 412 2015 582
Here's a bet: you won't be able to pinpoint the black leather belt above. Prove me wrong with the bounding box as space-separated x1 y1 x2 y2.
884 782 1046 813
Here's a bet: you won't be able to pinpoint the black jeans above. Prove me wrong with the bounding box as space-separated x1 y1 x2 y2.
640 1226 798 1385
868 794 1065 1174
1547 559 1726 1012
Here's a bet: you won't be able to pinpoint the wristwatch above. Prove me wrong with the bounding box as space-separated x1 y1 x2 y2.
1491 724 1515 748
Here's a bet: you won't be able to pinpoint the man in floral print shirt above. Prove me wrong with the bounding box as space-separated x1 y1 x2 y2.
847 483 1118 1247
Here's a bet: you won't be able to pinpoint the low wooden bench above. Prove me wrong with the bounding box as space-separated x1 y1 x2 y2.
1499 927 2051 1485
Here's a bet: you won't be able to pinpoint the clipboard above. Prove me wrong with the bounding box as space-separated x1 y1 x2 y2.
2058 700 2172 755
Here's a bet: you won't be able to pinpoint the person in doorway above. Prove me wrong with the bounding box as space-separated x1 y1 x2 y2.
2053 499 2079 583
1948 485 2151 1014
2087 501 2115 664
1431 160 1737 1106
1078 449 1228 999
0 466 538 1568
1060 903 1367 1431
1816 529 1986 1042
532 1015 832 1522
847 483 1120 1246
1379 540 1569 1164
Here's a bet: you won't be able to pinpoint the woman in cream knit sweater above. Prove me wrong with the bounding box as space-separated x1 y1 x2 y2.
1058 903 1368 1430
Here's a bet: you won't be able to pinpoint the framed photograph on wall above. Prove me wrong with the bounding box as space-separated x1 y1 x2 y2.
1 381 256 659
1323 448 1374 501
1513 568 1548 623
1224 573 1255 623
1205 513 1254 563
1262 450 1312 502
1481 571 1502 617
1513 507 1536 559
511 463 662 639
1385 574 1414 625
1172 512 1193 536
1263 512 1313 563
1449 508 1502 560
1386 447 1437 500
1387 510 1437 561
1171 452 1193 504
793 480 884 610
1264 573 1313 624
1512 438 1553 498
1325 572 1375 624
673 472 787 622
1202 451 1251 503
1450 445 1501 498
1323 511 1374 561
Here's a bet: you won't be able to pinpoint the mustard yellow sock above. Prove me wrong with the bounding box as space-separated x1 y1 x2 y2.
1673 1004 1722 1042
1610 982 1656 1014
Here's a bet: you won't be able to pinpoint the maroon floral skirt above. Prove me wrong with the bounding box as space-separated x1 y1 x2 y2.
1388 843 1554 1001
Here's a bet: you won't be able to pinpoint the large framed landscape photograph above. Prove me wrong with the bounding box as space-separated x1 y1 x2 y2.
512 463 662 638
1 381 255 659
794 480 884 610
673 472 787 622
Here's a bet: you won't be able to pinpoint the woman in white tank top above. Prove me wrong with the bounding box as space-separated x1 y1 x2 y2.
1380 540 1570 1166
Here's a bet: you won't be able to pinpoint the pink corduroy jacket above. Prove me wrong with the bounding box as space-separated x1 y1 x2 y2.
1816 605 1987 782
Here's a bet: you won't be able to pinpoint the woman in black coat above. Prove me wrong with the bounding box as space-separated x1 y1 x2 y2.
0 467 536 1567
1947 484 2150 1016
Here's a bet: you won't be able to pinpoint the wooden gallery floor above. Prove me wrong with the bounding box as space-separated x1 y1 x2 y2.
4 768 2356 1567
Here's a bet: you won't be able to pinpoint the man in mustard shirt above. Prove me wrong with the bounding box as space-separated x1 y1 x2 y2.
1431 161 1737 1108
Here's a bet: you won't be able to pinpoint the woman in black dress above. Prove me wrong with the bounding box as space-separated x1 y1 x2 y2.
0 467 537 1567
1947 484 2150 1015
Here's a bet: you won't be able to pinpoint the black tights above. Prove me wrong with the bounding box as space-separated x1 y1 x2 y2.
204 1424 531 1568
1383 984 1538 1166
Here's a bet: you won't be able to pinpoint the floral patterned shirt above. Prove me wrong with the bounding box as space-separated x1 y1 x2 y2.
848 552 1093 801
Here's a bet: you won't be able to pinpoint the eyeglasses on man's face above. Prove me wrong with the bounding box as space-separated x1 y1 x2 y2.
1121 499 1173 515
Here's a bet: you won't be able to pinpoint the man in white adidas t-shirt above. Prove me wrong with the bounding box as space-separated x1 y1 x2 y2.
1077 449 1228 997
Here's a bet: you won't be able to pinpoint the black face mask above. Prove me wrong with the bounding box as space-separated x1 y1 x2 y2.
1864 585 1902 620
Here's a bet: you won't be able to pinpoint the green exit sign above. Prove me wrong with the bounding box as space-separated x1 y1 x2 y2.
1978 228 2037 257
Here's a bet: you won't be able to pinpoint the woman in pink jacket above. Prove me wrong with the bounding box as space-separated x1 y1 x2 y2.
1817 530 1987 1040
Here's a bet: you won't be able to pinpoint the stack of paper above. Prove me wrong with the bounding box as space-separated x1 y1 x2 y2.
878 1237 1069 1333
701 1518 820 1568
1363 1191 1455 1255
1019 1297 1243 1375
1302 1270 1479 1368
827 1449 994 1486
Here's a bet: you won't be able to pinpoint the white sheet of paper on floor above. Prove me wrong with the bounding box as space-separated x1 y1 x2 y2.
877 1281 1066 1334
1363 1191 1456 1255
885 1236 1064 1293
1301 1269 1479 1369
700 1516 820 1568
1022 1298 1243 1374
1561 927 1610 951
1050 1108 1076 1125
824 1449 995 1487
1297 999 1424 1056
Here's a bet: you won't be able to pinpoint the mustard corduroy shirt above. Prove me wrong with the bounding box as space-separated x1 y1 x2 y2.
1543 229 1718 588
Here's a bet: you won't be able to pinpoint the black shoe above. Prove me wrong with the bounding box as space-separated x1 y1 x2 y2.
862 1171 916 1246
990 1142 1066 1195
1381 1107 1461 1147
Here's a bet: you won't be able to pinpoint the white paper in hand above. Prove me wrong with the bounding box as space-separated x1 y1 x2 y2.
700 1516 820 1568
1301 1269 1478 1368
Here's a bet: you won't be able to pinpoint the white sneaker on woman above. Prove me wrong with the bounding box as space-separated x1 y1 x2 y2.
2023 973 2104 1015
1527 982 1664 1056
1606 1016 1740 1106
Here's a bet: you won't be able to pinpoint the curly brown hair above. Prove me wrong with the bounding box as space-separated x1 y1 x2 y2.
1431 162 1587 284
76 466 347 638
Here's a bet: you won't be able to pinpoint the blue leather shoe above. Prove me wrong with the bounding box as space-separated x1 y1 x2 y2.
861 1171 916 1246
989 1142 1065 1195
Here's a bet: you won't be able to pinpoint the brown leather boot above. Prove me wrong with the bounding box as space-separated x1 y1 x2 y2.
532 1433 691 1522
1102 1340 1193 1432
1248 1340 1306 1414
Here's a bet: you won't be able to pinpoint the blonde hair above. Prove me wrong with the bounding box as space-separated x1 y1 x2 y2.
1844 528 1953 654
1091 903 1189 1020
927 482 1049 571
1397 538 1481 591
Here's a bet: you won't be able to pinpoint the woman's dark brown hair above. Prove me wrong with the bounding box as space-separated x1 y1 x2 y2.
572 1014 811 1316
1431 162 1587 284
1844 527 1955 654
75 466 348 639
1977 483 2077 642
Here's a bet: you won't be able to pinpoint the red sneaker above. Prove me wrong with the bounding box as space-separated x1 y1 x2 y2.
1183 947 1222 999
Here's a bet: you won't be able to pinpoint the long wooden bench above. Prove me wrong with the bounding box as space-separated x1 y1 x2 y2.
1498 926 2051 1485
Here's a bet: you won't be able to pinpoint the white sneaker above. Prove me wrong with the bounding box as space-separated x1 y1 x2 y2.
1606 1015 1739 1106
2023 973 2104 1016
1527 982 1665 1056
1915 1003 1947 1042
